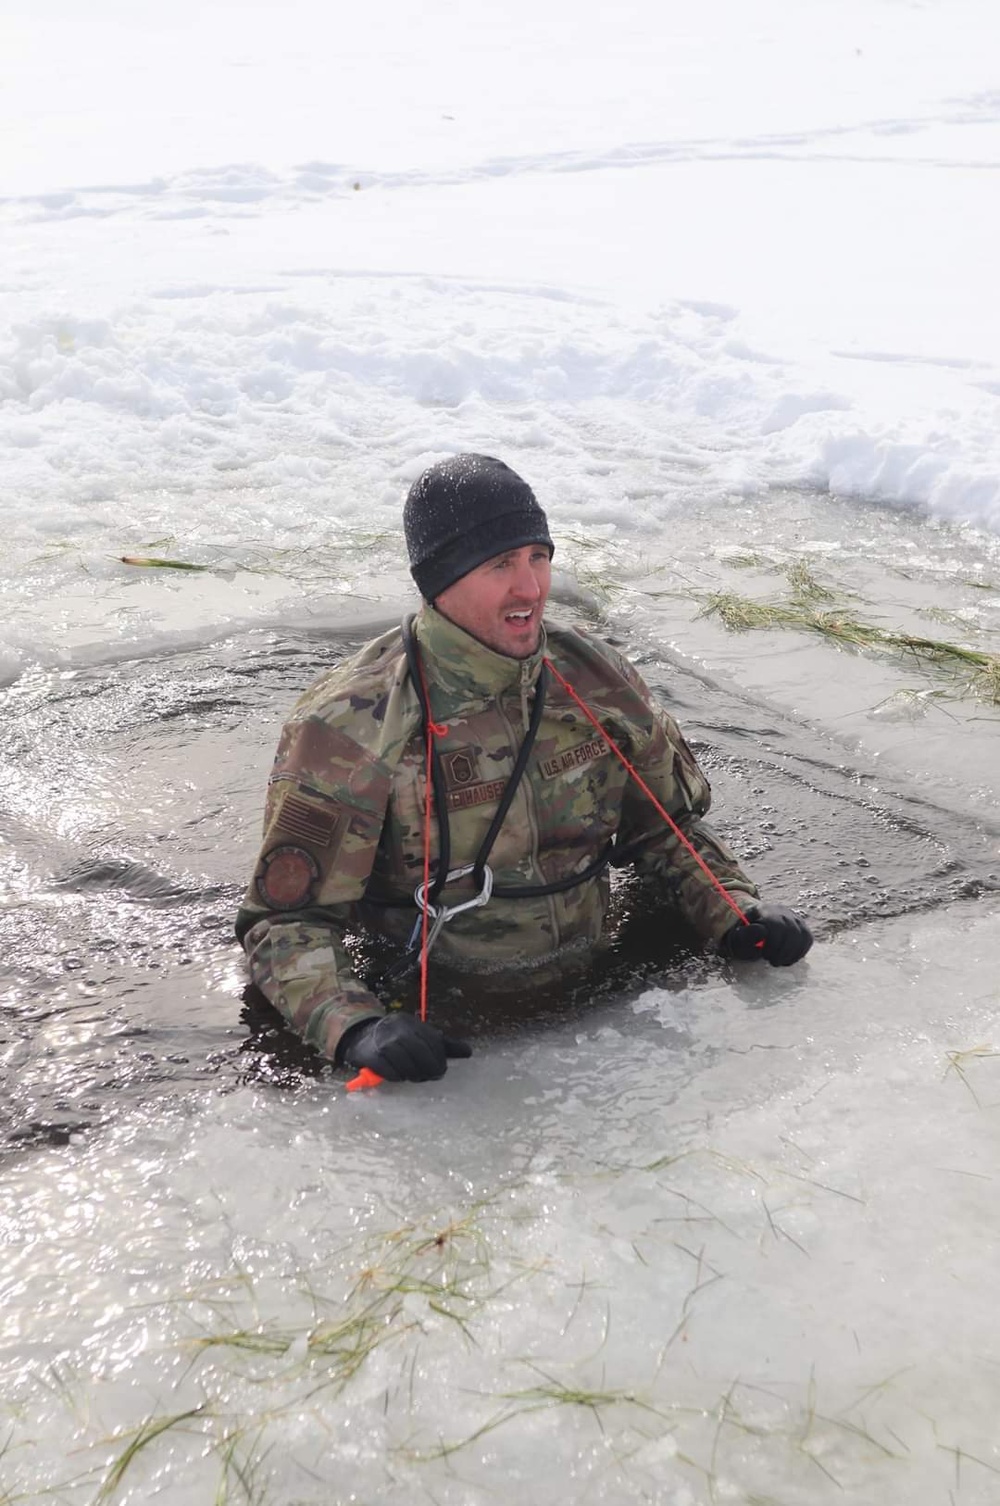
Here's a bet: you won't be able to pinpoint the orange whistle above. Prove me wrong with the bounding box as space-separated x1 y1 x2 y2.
346 1067 385 1092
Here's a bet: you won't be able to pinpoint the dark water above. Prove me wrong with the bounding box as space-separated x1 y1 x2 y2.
2 616 998 1154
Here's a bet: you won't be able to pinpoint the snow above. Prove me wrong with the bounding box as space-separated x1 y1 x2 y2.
2 0 1000 639
3 1 1000 1499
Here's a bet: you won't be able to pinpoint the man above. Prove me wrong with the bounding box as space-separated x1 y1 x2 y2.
236 455 812 1085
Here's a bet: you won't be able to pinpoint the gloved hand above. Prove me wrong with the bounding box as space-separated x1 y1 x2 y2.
339 1013 472 1082
718 904 813 967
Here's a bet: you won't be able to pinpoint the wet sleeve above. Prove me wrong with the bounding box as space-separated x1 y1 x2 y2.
234 714 390 1061
615 679 759 943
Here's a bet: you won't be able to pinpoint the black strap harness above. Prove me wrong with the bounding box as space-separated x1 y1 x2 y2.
365 615 617 922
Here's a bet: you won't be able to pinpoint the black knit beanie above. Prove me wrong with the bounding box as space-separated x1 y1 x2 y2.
403 454 554 601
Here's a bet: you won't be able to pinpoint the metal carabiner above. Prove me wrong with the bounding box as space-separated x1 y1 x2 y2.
407 863 495 955
414 863 494 918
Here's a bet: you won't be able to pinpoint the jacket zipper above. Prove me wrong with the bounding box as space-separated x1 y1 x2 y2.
496 686 560 948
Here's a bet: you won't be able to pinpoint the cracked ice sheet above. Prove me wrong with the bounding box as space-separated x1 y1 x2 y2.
3 898 1000 1502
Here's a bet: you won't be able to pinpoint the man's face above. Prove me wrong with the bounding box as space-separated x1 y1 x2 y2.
434 544 552 659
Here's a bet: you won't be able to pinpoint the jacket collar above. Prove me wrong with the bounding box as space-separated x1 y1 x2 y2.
414 605 547 702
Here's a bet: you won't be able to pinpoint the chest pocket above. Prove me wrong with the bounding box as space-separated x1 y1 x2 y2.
376 733 515 890
534 730 623 847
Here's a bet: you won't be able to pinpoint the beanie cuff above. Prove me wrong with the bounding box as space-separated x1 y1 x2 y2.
412 517 554 601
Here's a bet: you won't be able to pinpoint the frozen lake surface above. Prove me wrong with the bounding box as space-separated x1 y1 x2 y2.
3 1 1000 1500
3 573 1000 1502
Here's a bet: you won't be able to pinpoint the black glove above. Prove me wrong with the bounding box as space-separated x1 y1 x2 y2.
339 1013 472 1082
719 904 813 967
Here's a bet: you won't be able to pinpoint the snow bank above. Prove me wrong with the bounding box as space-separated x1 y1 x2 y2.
4 271 1000 563
2 0 1000 652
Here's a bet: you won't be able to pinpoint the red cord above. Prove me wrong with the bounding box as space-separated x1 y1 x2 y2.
349 646 760 1090
543 657 754 930
412 649 755 1040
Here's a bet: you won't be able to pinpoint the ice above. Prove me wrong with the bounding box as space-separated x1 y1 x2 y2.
3 1 1000 1498
4 902 1000 1500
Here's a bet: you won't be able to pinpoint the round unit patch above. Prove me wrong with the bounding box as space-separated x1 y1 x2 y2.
256 845 320 910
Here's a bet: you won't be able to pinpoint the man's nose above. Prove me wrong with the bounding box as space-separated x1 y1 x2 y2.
509 558 541 599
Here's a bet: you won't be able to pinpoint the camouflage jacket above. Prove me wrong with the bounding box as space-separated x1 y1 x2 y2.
236 607 758 1061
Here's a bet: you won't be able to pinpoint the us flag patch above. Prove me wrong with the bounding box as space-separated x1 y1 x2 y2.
276 794 339 848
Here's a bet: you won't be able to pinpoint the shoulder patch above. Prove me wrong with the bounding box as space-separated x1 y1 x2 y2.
275 793 340 848
256 845 320 910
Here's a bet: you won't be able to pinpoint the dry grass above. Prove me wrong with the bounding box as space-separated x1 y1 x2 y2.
29 1200 523 1505
93 1407 209 1504
942 1045 1000 1107
783 559 837 601
698 589 1000 705
116 528 402 583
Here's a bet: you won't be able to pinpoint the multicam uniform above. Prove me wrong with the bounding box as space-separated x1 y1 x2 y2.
236 607 758 1060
